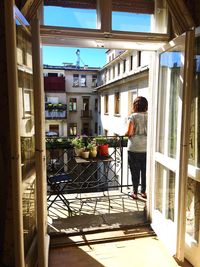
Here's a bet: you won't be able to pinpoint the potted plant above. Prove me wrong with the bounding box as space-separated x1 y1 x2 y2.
87 139 97 158
80 147 90 159
95 136 109 157
71 136 84 156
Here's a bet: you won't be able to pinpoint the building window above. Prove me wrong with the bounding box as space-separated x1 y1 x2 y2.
98 125 101 135
82 122 90 136
92 75 97 87
104 69 107 83
123 59 126 73
113 66 115 79
49 124 59 136
104 95 109 114
118 62 120 75
83 98 89 111
95 98 98 111
130 55 133 71
114 92 120 115
73 74 79 87
81 75 87 86
69 123 77 136
48 72 58 77
69 98 77 111
108 69 111 80
137 51 141 67
95 122 98 134
47 96 59 104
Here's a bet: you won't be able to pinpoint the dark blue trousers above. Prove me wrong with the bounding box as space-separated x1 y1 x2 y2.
128 151 146 194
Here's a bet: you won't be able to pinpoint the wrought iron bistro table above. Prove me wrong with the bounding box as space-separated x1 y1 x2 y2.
74 156 114 193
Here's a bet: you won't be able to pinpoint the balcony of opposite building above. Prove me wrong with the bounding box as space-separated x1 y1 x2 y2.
81 109 92 118
45 103 67 119
44 76 65 92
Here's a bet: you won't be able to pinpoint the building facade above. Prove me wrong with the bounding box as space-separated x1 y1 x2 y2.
97 49 150 136
44 64 100 137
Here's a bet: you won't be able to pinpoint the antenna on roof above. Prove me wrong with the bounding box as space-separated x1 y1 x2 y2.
76 49 80 69
76 49 86 69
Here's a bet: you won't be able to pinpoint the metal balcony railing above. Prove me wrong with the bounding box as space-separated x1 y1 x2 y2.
46 136 132 196
45 110 67 119
46 136 148 233
81 109 92 118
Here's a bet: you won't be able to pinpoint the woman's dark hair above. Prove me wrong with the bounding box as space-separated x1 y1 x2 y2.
133 96 148 112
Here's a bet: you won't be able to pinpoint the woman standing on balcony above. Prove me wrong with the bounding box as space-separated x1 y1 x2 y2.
125 96 148 199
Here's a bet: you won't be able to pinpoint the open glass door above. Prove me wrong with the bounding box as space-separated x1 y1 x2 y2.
151 34 186 255
185 27 200 267
15 7 38 265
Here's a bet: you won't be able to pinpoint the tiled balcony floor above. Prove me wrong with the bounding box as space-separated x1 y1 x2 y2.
47 190 147 235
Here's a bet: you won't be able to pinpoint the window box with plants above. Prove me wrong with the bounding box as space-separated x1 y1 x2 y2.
46 137 72 149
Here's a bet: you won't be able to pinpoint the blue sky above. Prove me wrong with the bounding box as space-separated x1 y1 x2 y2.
43 46 106 68
43 6 150 67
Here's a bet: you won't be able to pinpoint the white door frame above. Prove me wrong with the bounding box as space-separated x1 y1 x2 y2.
149 30 194 262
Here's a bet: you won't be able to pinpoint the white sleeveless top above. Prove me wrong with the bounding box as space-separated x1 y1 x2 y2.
127 112 147 152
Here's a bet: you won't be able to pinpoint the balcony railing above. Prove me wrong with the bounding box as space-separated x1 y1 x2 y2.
81 109 92 118
46 136 132 196
46 136 147 234
45 103 67 119
45 110 67 119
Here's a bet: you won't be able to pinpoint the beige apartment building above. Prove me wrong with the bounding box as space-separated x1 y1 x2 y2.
97 49 150 136
44 49 150 138
44 64 100 137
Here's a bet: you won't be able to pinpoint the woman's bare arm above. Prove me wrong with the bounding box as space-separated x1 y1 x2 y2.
125 120 134 137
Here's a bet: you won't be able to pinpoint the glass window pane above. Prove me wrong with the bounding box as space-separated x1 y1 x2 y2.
69 98 77 111
155 163 164 213
155 163 175 221
112 12 151 32
23 180 36 254
168 65 180 158
73 74 79 87
81 75 86 86
156 46 184 158
186 178 200 242
189 36 200 167
44 6 97 29
166 170 175 221
16 12 37 256
156 62 167 154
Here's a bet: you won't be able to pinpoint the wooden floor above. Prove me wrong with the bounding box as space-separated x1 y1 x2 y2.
48 235 192 267
48 192 193 267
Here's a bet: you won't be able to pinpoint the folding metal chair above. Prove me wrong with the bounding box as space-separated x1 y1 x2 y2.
47 173 72 215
